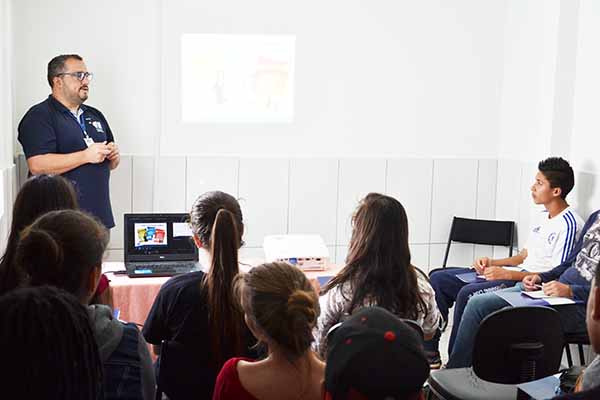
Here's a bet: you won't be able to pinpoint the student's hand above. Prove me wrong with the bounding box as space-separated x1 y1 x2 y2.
473 257 491 274
542 281 573 298
522 274 542 291
84 142 110 164
106 142 120 161
483 266 512 281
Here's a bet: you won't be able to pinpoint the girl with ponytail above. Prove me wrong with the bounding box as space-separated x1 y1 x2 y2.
212 262 324 400
143 191 255 399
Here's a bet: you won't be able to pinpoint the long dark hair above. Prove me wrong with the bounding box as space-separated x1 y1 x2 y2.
0 285 103 399
190 191 245 366
15 209 108 302
0 174 79 295
324 193 427 320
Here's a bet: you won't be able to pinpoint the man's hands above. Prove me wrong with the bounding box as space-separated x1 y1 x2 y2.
521 275 573 298
473 257 491 274
84 141 111 164
107 142 120 161
83 141 120 170
483 266 513 281
522 274 541 291
542 281 573 298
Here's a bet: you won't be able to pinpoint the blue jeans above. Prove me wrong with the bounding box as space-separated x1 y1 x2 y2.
425 267 515 354
447 284 587 368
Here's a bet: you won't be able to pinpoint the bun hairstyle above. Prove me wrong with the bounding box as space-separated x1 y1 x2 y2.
0 174 78 295
190 191 245 366
15 209 109 301
237 262 320 361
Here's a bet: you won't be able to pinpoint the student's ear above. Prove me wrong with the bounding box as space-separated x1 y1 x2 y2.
552 186 562 198
192 233 203 249
592 286 600 321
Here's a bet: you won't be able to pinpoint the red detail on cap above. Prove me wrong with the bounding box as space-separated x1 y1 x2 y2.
384 331 396 341
361 316 367 323
345 338 352 345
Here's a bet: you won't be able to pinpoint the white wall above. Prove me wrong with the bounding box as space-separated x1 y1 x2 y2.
97 154 499 271
0 0 16 251
11 0 161 155
11 0 508 158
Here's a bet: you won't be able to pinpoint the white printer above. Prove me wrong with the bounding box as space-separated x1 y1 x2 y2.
263 234 329 271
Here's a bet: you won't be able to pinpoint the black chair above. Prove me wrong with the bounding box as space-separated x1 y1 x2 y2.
442 217 515 268
427 306 564 400
155 340 216 400
563 332 590 367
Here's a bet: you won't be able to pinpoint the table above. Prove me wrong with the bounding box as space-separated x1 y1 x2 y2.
102 261 342 328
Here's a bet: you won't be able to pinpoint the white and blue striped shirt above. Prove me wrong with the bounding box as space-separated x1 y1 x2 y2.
521 206 584 273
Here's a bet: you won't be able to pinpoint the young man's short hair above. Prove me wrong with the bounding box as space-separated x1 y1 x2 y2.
47 54 83 88
538 157 575 199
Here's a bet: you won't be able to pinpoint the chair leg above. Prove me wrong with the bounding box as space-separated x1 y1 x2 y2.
565 344 573 368
578 344 585 365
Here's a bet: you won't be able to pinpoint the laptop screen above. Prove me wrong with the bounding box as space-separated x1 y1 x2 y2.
124 213 198 262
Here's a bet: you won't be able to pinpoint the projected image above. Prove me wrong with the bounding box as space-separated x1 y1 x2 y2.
135 223 168 247
182 34 295 123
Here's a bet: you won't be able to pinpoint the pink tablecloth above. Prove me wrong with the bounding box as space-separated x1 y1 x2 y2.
102 261 342 328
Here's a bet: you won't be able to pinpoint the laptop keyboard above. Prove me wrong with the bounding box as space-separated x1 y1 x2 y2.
130 262 198 276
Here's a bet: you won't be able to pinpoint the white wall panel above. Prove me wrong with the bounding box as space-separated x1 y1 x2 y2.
288 159 338 245
186 157 239 210
156 156 187 213
132 156 155 213
430 159 478 243
336 159 386 246
108 156 132 249
238 158 289 247
570 171 597 221
387 159 433 244
410 244 430 272
476 159 498 219
429 243 474 268
518 162 541 249
334 245 349 267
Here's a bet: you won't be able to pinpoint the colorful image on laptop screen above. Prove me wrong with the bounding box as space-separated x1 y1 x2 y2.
134 223 168 247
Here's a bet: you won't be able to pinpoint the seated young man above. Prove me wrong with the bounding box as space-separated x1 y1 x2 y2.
553 259 600 398
426 157 583 366
446 209 600 368
323 306 430 400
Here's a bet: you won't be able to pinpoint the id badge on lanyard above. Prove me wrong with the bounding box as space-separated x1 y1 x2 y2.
75 112 94 147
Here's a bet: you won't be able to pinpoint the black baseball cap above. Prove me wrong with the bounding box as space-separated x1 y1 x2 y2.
324 306 430 400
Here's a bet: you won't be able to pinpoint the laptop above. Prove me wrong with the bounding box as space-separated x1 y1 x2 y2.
124 213 200 278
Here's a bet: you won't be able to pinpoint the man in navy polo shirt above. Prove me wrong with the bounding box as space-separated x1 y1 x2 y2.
18 54 119 229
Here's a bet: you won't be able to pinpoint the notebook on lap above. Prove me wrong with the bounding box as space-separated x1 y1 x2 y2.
124 213 199 278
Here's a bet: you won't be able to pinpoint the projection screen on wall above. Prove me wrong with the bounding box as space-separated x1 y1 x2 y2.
181 34 296 123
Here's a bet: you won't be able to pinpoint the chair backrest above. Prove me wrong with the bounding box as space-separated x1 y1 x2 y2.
443 217 515 267
156 340 216 400
472 306 564 384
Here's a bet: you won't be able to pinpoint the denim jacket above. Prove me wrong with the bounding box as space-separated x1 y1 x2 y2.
89 305 155 400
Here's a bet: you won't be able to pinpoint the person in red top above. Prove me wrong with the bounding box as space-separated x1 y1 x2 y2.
213 261 325 400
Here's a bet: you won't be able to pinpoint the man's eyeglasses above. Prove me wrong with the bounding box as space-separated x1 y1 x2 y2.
56 71 94 81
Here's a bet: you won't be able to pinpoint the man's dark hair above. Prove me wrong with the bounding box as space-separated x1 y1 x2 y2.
538 157 575 199
47 54 83 88
595 261 600 285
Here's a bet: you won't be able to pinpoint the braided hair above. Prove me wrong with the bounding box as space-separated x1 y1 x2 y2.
0 285 103 399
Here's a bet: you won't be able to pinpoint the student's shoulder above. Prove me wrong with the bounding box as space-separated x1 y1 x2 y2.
159 271 206 295
560 207 585 230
